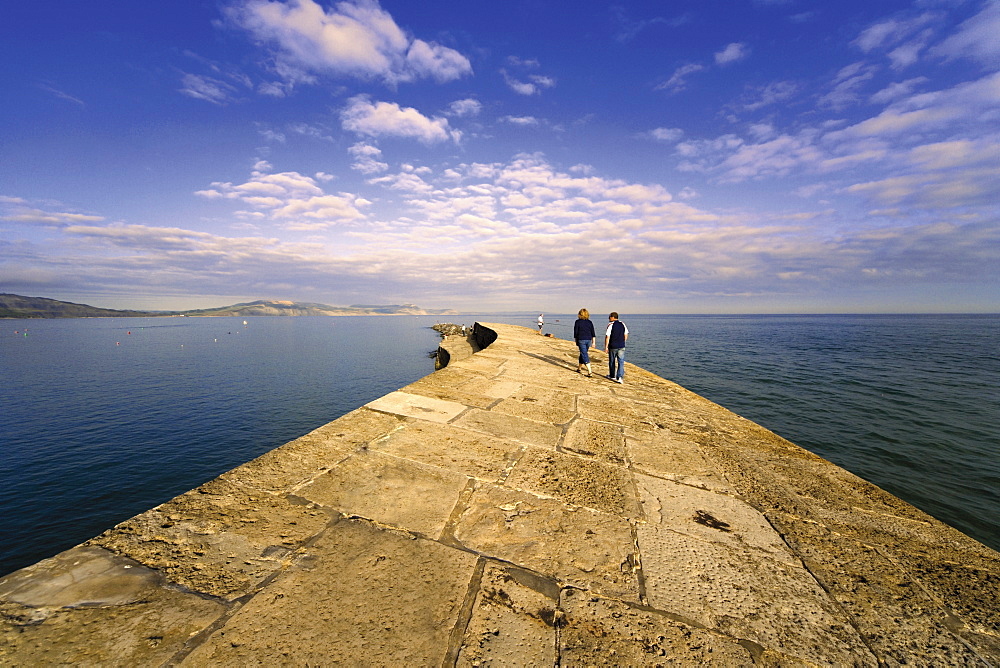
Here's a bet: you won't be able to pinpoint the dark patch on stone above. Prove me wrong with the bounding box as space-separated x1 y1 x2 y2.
693 510 731 532
538 607 565 627
261 545 291 559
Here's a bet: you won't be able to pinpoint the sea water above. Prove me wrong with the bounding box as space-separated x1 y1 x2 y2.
1 313 997 576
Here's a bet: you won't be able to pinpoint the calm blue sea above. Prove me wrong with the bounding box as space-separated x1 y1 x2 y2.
1 313 997 576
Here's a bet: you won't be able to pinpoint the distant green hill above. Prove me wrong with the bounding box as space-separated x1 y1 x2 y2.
177 300 456 317
0 294 457 318
0 294 161 318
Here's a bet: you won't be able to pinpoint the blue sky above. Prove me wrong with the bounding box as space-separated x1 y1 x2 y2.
2 0 998 313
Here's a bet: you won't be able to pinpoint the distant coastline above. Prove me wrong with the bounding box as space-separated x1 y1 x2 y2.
0 294 457 319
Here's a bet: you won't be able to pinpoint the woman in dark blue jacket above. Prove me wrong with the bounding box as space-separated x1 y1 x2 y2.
573 308 597 376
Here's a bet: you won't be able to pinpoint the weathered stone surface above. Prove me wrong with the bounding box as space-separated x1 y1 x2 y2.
561 418 627 464
577 393 657 433
297 448 469 538
504 446 642 520
559 589 760 666
88 476 330 600
456 377 523 400
452 483 640 601
637 524 874 665
628 427 733 492
0 547 225 665
455 561 559 667
183 517 478 666
453 407 563 448
372 418 521 483
769 517 992 665
2 321 998 665
405 368 502 408
636 473 794 564
366 390 469 423
491 388 577 425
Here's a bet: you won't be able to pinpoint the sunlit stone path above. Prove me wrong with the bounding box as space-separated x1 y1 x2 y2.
2 323 998 665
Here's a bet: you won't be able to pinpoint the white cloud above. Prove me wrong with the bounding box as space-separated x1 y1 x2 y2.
932 0 1000 68
675 134 744 171
446 98 482 117
2 209 105 225
870 77 929 104
340 95 460 143
195 169 367 227
818 62 878 110
748 123 776 141
846 147 1000 210
715 42 750 65
651 127 684 142
258 127 287 143
742 80 798 111
499 57 556 95
348 142 389 174
226 0 471 86
179 73 239 105
610 6 684 43
501 70 556 95
655 63 705 93
501 115 540 126
887 29 932 70
405 39 473 82
36 83 85 106
833 72 1000 141
908 138 1000 170
853 12 937 53
713 133 825 182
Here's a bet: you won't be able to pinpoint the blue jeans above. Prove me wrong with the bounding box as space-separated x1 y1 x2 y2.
608 347 625 380
576 339 592 364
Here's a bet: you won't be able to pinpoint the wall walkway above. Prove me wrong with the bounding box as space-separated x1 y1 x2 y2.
2 323 998 665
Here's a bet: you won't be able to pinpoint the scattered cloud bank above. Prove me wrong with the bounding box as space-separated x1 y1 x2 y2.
5 141 997 310
195 168 370 230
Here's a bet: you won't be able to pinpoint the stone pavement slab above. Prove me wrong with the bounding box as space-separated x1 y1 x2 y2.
504 446 643 520
371 419 521 483
366 390 468 423
455 561 559 667
559 589 761 666
0 547 226 666
297 448 470 538
451 482 641 601
182 517 479 666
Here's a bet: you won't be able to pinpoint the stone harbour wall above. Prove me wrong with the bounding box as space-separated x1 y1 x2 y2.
1 322 998 665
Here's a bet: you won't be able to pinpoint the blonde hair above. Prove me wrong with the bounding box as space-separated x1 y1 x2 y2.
578 308 590 319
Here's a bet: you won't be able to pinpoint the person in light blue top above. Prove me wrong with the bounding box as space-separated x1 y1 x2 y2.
604 312 629 383
573 308 597 376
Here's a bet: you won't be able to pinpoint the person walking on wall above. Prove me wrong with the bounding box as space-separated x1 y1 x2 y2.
604 312 629 384
573 308 596 377
537 313 544 335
